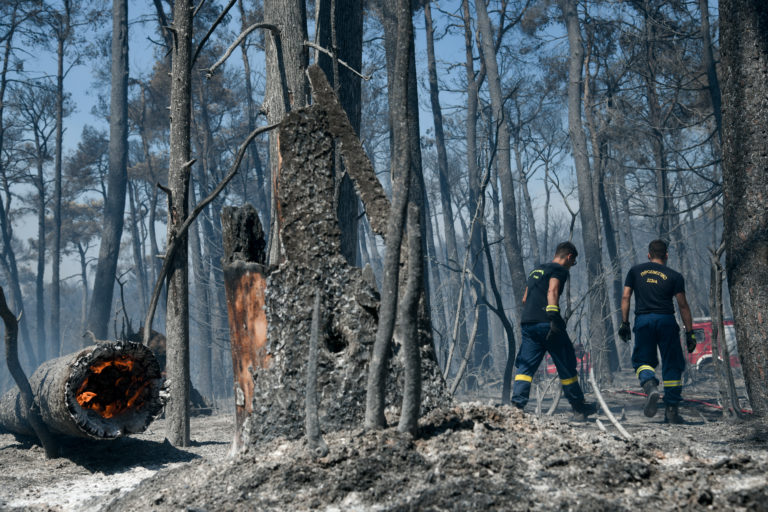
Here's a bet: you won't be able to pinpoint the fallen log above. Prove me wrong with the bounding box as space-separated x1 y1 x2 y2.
0 341 164 439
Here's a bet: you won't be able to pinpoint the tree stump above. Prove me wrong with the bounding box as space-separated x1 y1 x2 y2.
221 204 269 453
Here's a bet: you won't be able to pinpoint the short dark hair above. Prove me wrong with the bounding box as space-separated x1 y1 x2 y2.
555 241 578 259
648 239 668 259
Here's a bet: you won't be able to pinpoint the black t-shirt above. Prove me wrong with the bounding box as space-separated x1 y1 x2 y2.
624 262 685 315
521 262 569 324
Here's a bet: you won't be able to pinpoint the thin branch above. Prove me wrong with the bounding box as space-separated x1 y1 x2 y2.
192 0 207 18
192 0 237 67
589 367 632 441
206 23 279 78
304 41 371 80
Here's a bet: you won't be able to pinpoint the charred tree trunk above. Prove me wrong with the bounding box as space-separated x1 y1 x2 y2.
475 0 527 306
50 0 71 358
720 0 768 416
0 339 163 440
558 0 611 382
165 0 193 447
221 205 268 454
248 67 448 440
260 104 381 438
88 0 128 339
264 0 309 265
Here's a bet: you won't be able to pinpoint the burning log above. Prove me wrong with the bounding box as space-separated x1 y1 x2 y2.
0 341 164 439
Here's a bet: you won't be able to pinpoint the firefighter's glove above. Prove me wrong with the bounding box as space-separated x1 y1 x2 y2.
618 321 631 343
685 330 697 353
546 305 566 340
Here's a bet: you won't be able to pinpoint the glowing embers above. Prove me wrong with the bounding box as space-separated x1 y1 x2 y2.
75 355 152 418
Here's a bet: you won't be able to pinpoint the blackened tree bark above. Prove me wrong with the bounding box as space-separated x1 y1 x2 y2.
165 0 193 446
719 0 768 415
50 0 72 357
558 0 611 382
318 0 363 266
264 0 309 265
88 0 128 339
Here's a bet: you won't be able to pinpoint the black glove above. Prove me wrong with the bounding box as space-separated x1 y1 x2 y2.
618 321 631 343
685 330 697 353
546 306 566 340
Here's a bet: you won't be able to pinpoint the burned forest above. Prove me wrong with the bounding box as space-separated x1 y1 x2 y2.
1 0 768 510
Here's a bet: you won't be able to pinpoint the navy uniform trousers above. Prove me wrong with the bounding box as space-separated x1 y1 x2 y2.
511 322 585 409
632 313 685 405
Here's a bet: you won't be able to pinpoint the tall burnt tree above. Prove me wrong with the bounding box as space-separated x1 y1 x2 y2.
719 0 768 415
165 0 193 447
264 0 309 264
88 0 128 340
558 0 612 382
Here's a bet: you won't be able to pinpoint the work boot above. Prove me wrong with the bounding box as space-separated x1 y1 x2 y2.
642 380 660 418
571 401 598 422
664 404 685 424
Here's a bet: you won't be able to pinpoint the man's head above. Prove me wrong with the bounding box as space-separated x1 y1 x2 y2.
553 241 578 268
648 239 668 262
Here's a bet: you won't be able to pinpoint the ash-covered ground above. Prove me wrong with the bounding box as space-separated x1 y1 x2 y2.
2 370 768 511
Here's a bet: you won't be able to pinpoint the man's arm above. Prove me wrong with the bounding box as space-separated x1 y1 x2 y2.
675 292 693 332
547 278 561 307
621 286 633 323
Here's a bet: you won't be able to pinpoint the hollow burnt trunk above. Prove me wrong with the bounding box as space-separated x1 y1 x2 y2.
0 342 163 439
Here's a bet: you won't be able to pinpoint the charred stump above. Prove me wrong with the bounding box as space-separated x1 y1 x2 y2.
0 341 163 439
252 104 382 441
221 67 450 447
221 204 269 453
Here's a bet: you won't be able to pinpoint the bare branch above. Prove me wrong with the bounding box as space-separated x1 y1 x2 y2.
304 41 371 80
192 0 237 67
206 23 279 78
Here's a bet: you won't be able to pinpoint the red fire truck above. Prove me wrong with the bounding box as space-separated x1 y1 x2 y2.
687 317 740 377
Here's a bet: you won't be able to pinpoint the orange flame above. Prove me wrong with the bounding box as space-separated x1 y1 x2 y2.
75 356 149 419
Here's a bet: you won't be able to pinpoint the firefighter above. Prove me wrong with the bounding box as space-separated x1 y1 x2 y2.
618 239 696 424
511 241 598 421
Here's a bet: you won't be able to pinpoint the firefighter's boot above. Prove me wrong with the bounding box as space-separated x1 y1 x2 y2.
642 380 660 418
571 401 598 422
664 404 685 424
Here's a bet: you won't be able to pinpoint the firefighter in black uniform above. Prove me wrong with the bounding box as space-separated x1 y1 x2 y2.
618 239 696 424
511 242 597 421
